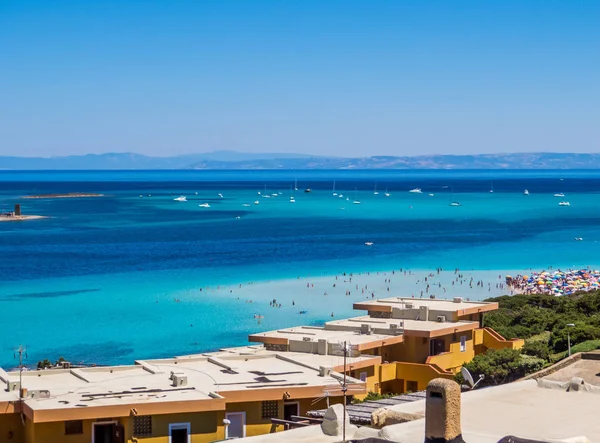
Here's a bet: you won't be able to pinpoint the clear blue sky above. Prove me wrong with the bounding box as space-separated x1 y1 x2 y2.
1 1 598 157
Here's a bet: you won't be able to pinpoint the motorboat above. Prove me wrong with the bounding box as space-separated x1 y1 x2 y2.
290 197 296 203
339 194 344 198
558 201 570 206
353 200 361 205
365 242 374 246
429 193 435 197
242 204 251 207
409 188 423 193
554 193 565 197
575 237 583 241
235 216 241 220
174 196 187 202
198 203 210 208
271 193 278 197
304 188 312 193
218 193 224 198
449 202 461 206
254 200 260 205
524 189 529 195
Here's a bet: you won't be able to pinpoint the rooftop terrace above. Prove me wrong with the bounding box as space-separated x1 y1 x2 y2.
1 350 368 422
353 296 498 317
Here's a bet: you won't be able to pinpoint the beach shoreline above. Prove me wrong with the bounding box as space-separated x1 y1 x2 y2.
22 192 104 199
0 215 48 222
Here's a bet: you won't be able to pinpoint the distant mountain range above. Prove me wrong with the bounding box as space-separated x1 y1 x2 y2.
1 151 599 170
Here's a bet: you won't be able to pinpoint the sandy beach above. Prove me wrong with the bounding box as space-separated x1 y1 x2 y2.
22 193 104 199
0 215 47 222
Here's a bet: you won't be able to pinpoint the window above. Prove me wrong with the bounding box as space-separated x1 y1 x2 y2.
64 420 83 435
460 336 467 352
360 372 368 382
261 400 279 419
133 415 153 436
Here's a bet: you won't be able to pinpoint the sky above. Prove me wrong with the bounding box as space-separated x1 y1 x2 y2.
0 1 599 158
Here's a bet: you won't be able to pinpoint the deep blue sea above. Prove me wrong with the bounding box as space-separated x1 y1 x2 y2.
2 169 600 368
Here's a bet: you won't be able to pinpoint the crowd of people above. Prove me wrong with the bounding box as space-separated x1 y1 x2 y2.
505 269 600 295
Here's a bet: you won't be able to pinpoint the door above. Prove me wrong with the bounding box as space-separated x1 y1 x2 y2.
113 424 125 443
169 423 190 443
429 339 445 356
226 412 245 439
283 402 299 421
93 423 115 443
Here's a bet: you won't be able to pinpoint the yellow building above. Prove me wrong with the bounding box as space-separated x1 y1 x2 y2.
0 297 522 443
250 297 524 395
0 351 372 443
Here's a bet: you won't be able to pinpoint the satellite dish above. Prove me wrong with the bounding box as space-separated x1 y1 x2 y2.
461 367 484 390
461 367 475 387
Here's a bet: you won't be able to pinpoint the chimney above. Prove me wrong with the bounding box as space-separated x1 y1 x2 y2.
425 378 465 443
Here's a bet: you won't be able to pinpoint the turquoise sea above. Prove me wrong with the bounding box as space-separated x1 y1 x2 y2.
2 169 600 368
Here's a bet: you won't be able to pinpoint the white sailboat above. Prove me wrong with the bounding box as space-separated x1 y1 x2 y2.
384 187 390 197
353 188 361 205
524 189 530 195
374 184 379 195
409 188 422 193
449 188 460 206
333 180 338 196
294 179 298 191
174 196 187 202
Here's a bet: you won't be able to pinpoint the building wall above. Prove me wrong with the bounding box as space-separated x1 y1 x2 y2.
394 336 431 364
395 362 453 392
131 411 221 443
426 331 475 373
0 412 24 443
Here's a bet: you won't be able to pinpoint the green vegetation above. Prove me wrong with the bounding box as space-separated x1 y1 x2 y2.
456 348 544 388
454 291 600 387
485 291 600 353
36 356 66 370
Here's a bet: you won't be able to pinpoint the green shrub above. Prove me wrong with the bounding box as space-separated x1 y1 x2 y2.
461 348 543 387
521 340 551 360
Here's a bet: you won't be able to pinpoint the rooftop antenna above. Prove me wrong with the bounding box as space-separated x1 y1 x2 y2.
332 341 360 442
461 367 484 390
14 345 28 398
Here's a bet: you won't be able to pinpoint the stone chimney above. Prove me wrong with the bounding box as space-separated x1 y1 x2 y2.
425 378 465 443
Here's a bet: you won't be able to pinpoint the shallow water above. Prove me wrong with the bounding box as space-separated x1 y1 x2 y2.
1 169 599 367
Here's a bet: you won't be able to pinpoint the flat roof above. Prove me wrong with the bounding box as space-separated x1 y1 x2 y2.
3 351 365 422
326 316 479 338
195 347 382 371
541 355 600 386
353 297 498 316
374 379 600 442
248 325 404 350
